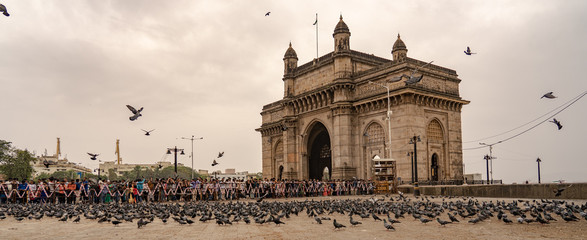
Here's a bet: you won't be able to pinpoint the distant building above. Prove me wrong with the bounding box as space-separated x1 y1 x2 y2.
99 161 176 177
207 169 252 181
33 138 92 178
464 173 482 182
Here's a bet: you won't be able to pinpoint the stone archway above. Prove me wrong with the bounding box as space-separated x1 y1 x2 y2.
307 122 331 180
278 165 284 180
431 153 439 181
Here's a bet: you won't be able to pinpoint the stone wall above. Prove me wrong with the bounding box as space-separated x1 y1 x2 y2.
397 183 587 199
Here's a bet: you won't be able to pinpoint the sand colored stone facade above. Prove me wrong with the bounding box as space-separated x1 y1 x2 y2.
257 16 469 182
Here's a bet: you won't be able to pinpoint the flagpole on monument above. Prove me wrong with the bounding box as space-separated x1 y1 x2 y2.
314 13 318 60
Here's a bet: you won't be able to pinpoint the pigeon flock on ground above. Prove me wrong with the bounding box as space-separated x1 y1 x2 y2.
1 194 585 232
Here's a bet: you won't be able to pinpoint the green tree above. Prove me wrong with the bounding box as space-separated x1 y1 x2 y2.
108 168 118 181
51 170 79 180
0 140 36 180
35 172 51 180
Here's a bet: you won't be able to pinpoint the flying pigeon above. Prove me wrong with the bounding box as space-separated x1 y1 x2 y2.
553 184 572 197
87 153 99 160
43 160 53 168
388 75 404 82
217 151 224 158
549 118 562 130
126 105 143 121
0 4 9 17
141 129 155 136
541 92 557 99
464 46 476 55
211 159 218 166
265 12 271 16
404 61 433 86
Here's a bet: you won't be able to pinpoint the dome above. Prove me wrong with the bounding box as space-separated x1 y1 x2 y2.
392 34 407 52
284 42 298 59
333 15 350 34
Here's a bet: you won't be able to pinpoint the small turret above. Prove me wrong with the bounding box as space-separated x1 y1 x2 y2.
392 34 408 61
333 15 350 52
283 42 298 97
283 42 298 75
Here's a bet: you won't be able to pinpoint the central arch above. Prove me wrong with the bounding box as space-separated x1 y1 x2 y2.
307 122 331 180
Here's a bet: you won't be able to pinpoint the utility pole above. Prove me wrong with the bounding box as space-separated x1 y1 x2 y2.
536 158 542 184
484 155 490 184
181 136 203 179
480 142 500 184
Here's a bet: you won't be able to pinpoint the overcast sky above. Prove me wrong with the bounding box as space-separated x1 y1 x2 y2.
1 1 586 183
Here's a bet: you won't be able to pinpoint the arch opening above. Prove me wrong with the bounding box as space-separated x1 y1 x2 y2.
307 122 331 180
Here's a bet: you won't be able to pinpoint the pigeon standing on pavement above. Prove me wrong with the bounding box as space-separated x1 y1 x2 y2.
333 219 346 230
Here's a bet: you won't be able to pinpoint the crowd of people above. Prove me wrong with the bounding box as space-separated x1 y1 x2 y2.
0 177 376 204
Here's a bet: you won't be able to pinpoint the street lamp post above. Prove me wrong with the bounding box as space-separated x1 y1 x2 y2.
167 146 185 176
536 157 542 184
182 135 203 179
409 136 421 196
479 141 501 184
368 81 393 161
407 152 414 183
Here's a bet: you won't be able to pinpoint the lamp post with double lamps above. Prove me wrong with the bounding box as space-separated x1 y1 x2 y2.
166 146 185 176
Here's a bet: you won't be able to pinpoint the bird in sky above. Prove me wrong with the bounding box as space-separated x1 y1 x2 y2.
541 92 557 99
126 105 143 121
217 151 224 158
464 46 476 55
404 61 433 86
553 184 572 197
0 3 9 17
211 159 218 166
549 118 563 130
87 153 99 160
141 129 155 136
43 160 53 168
265 12 271 16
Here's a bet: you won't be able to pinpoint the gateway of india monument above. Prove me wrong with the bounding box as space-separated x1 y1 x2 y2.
257 16 469 183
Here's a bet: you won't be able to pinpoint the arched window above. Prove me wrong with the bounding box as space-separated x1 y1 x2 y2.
365 123 385 145
427 119 444 142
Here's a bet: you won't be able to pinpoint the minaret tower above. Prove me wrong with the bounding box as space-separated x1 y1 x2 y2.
283 42 298 97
